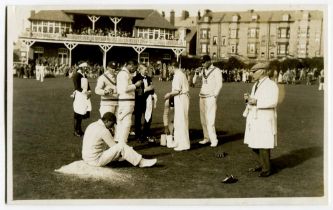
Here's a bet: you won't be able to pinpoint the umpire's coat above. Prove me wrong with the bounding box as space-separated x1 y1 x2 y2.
244 76 279 149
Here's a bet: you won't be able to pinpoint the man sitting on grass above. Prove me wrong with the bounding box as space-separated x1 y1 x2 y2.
82 112 157 168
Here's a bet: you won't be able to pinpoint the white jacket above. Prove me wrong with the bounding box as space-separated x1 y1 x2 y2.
244 77 279 149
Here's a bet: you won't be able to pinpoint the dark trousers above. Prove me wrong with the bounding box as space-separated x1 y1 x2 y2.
74 112 90 134
252 148 271 172
134 98 152 140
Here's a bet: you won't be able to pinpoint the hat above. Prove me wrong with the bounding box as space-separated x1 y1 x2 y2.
107 61 117 69
200 55 211 63
251 62 269 72
78 62 88 68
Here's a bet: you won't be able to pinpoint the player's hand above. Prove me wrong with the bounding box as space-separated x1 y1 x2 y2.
248 97 257 105
164 93 170 100
134 80 142 87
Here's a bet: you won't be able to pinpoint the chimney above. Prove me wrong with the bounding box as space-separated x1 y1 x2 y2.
181 10 189 20
30 10 35 18
161 11 165 18
197 10 201 20
170 10 175 26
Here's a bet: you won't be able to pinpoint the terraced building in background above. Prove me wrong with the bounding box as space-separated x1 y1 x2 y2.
196 10 323 61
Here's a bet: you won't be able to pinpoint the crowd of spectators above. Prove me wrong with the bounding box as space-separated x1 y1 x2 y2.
69 27 132 38
63 26 178 41
14 56 323 87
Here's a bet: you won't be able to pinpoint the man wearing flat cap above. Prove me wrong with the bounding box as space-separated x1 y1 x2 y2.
198 55 223 147
243 62 279 177
95 61 118 117
72 62 92 137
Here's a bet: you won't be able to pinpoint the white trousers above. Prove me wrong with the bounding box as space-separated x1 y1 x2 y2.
86 144 142 167
200 97 218 144
115 104 134 143
36 69 40 81
99 105 118 117
40 69 45 82
173 94 190 150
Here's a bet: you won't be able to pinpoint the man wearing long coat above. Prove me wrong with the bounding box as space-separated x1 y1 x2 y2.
243 62 279 177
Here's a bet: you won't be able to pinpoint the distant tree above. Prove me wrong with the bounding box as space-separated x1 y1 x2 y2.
226 56 244 70
269 59 280 71
180 56 201 69
213 60 228 70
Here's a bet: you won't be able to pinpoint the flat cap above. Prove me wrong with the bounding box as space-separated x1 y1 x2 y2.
200 55 211 63
251 62 269 72
78 62 88 68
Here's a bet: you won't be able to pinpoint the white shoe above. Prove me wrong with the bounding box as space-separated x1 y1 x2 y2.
199 139 209 145
174 147 189 151
129 131 135 136
210 141 218 147
139 158 157 168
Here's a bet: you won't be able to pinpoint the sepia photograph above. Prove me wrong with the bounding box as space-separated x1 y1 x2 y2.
2 0 332 208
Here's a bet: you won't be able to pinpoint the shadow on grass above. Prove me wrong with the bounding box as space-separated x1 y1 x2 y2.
272 146 322 173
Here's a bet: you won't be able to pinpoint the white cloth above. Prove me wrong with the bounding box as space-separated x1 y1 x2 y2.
172 69 190 150
73 90 92 115
54 160 132 181
244 77 279 149
82 119 142 167
145 93 157 122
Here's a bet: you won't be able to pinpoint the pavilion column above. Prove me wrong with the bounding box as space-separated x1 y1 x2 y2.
172 48 185 62
64 43 78 67
109 17 122 35
99 44 113 69
21 39 35 64
133 46 146 63
88 15 100 31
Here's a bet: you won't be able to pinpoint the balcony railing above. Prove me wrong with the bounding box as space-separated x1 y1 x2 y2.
19 32 186 47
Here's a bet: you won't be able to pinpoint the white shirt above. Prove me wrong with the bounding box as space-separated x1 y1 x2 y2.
82 119 115 162
172 69 189 94
199 64 223 97
116 67 136 104
95 71 118 106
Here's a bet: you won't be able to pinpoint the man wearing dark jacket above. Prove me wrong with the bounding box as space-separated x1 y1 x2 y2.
132 63 155 142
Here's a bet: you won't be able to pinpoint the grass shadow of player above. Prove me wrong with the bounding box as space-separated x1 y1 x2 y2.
271 146 322 173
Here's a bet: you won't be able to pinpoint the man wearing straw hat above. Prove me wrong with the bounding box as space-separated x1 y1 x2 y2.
243 62 279 177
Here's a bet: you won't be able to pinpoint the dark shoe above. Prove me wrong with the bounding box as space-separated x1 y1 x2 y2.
259 170 271 177
147 137 156 144
248 166 262 172
216 152 228 158
222 175 238 184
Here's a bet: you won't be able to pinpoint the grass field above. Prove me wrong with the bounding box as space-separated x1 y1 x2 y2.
10 76 324 201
